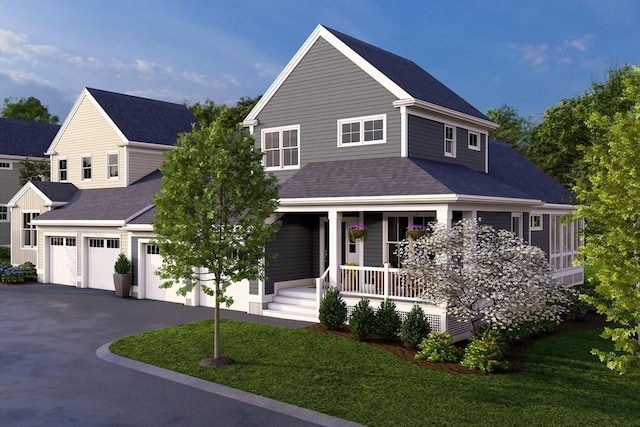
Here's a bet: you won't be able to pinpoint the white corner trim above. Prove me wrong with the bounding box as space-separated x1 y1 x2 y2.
7 181 53 207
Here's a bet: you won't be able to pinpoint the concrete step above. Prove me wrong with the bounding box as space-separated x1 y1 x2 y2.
267 302 317 315
273 295 316 307
279 287 316 300
262 309 318 323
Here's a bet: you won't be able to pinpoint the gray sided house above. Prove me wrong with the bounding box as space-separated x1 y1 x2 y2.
242 25 582 337
0 118 60 248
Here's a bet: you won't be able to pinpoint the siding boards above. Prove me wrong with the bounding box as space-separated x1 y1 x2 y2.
0 163 22 203
255 38 401 184
128 149 165 184
478 211 511 231
407 115 485 172
530 214 551 258
364 212 383 266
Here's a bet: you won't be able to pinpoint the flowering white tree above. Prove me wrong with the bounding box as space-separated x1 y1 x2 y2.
397 219 573 333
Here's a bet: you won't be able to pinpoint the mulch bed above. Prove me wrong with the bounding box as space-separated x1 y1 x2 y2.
305 311 607 374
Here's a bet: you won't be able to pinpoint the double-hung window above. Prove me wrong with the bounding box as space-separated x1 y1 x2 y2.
59 158 68 182
338 115 386 146
22 211 39 248
444 124 456 157
81 155 92 180
468 131 480 151
530 214 543 231
107 153 119 179
261 125 300 170
0 205 8 222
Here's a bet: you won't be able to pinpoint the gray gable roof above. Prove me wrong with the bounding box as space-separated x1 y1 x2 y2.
279 141 574 205
324 26 488 121
36 170 161 222
87 88 197 145
32 181 78 203
0 118 60 157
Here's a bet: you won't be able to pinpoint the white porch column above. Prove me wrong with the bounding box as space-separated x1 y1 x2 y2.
435 206 452 227
328 208 342 288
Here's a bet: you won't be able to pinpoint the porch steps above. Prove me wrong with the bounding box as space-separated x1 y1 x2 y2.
263 287 319 323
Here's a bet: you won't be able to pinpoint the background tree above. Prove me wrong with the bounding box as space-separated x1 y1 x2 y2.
527 64 635 188
570 66 640 373
19 157 50 185
153 112 280 366
1 97 59 124
397 219 572 333
188 96 261 127
486 104 533 153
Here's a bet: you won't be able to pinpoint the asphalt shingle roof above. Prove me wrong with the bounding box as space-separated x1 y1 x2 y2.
0 118 60 157
324 26 488 121
87 88 197 146
32 181 79 203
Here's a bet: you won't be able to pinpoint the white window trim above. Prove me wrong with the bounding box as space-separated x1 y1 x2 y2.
58 157 68 182
468 130 481 151
337 114 387 147
261 125 300 171
444 124 456 158
81 154 92 181
21 210 39 249
106 152 119 180
530 214 543 231
0 160 13 170
0 204 8 222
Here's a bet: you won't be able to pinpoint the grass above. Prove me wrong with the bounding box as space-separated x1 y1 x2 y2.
110 320 639 427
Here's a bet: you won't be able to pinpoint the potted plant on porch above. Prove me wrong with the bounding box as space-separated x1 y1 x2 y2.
113 253 132 298
348 224 367 241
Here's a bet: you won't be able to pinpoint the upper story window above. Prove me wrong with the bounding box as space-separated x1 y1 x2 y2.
59 158 68 182
444 125 456 158
81 155 92 180
107 153 119 179
0 205 8 222
468 131 480 151
261 125 300 171
338 115 386 147
22 211 39 249
0 161 12 170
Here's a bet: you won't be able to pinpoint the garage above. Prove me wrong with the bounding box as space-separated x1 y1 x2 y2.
143 244 184 303
49 237 77 286
86 238 121 291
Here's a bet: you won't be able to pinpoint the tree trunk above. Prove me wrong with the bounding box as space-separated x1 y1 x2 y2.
214 278 220 359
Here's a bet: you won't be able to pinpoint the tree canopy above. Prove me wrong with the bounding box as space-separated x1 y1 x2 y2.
152 114 280 365
570 66 640 374
188 96 260 128
19 158 50 185
486 104 533 153
527 64 635 188
1 97 59 124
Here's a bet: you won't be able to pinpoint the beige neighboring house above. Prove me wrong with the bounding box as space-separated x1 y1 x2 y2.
0 118 59 251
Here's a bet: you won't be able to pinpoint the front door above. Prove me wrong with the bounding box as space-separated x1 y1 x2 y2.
344 217 362 265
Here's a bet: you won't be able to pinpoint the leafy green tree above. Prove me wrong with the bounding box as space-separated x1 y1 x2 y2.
486 104 533 152
570 66 640 374
153 114 280 366
19 157 50 185
2 97 59 124
188 96 261 127
527 64 635 188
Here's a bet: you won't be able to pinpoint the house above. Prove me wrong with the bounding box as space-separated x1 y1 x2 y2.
0 118 60 249
240 24 583 333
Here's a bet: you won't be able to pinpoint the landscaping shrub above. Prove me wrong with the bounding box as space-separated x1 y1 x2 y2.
20 262 37 281
415 332 460 362
1 265 25 284
0 246 10 264
460 329 511 373
375 299 402 341
319 287 347 330
349 298 376 341
400 305 431 350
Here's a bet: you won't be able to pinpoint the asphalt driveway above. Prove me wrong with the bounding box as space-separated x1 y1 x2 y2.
0 284 359 427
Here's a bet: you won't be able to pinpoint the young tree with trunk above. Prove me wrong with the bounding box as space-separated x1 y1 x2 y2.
397 219 572 333
153 113 280 366
570 66 640 374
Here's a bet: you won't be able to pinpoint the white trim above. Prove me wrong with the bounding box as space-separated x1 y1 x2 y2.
31 219 125 226
7 181 53 207
58 156 68 182
106 151 119 180
80 153 92 181
261 124 300 171
400 105 408 157
511 213 523 239
393 98 498 129
21 210 40 249
468 130 481 151
0 160 13 170
530 213 543 231
119 141 176 150
337 114 386 147
444 124 456 158
0 204 8 222
0 154 46 161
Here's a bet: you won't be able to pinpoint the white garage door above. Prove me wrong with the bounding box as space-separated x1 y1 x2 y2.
87 238 121 291
49 237 77 286
144 244 184 303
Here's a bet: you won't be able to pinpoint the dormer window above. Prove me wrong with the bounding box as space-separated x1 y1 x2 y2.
59 158 68 182
107 153 119 179
81 155 92 180
338 114 386 147
444 124 456 157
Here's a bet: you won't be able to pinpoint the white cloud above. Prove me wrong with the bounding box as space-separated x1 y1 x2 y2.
0 29 61 62
509 43 550 71
564 35 592 52
253 61 282 78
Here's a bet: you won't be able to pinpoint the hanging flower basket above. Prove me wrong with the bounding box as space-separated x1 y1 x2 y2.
406 224 428 240
348 224 367 241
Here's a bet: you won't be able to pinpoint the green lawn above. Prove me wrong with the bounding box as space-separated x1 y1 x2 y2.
110 320 639 427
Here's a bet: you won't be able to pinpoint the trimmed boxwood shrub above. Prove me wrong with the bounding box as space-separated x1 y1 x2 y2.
400 305 431 350
319 287 347 330
349 298 376 341
20 262 37 281
375 299 402 341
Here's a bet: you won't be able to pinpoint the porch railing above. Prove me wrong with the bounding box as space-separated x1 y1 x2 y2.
315 267 330 312
339 264 425 300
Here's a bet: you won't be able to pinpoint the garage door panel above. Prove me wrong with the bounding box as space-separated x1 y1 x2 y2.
87 238 120 291
49 237 77 286
144 244 184 303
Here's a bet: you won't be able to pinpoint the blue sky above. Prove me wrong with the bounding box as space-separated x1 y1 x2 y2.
1 0 638 122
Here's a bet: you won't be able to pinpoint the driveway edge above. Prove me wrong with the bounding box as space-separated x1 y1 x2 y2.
97 343 363 427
